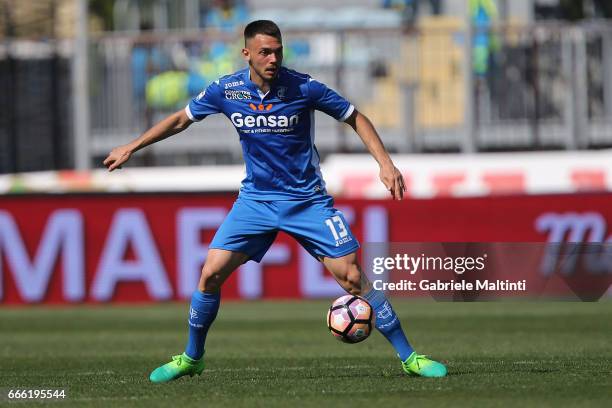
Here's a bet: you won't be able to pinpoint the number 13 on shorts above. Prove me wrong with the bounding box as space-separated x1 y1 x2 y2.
325 215 348 242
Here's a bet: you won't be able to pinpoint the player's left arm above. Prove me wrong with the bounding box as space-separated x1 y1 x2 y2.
344 110 405 200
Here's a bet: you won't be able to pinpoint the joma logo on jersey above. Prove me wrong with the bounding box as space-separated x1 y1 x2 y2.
230 112 299 128
224 80 244 89
225 90 251 100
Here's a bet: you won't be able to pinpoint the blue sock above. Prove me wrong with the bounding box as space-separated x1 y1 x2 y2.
184 291 220 360
364 289 414 361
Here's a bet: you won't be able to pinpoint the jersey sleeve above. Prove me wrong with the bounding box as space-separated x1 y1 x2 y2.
307 78 355 121
185 81 222 121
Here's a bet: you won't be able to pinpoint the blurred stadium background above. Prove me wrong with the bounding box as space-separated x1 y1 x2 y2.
0 1 611 405
0 0 612 303
1 0 611 304
2 0 612 195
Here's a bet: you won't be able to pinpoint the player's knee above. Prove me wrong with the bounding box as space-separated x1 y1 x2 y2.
335 263 362 295
326 254 364 295
346 266 362 295
198 266 224 292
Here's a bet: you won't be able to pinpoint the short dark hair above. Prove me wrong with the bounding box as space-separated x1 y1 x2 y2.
244 20 282 45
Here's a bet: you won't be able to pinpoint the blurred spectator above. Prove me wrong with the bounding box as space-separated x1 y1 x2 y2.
131 22 169 104
470 0 498 77
381 0 442 27
470 0 502 124
202 0 249 32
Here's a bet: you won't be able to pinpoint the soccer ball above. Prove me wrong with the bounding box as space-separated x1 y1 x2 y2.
326 295 374 343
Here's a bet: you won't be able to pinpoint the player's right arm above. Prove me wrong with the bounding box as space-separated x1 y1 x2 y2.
104 80 223 171
103 109 193 171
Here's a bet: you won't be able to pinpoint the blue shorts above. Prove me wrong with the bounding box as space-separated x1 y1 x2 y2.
209 195 360 262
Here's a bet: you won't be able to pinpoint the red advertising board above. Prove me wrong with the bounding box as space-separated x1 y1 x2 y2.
1 193 611 304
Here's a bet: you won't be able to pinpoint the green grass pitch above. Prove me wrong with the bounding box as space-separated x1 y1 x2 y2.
1 301 610 407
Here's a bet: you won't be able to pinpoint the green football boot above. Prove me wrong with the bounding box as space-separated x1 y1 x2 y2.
149 353 205 383
401 352 447 378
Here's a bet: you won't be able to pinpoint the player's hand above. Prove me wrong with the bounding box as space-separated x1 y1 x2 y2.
103 144 133 171
379 163 405 200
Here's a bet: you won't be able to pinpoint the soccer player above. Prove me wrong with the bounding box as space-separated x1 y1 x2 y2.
103 20 447 382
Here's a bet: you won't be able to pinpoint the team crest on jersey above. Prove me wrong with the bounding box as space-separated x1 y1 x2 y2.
276 86 288 99
225 90 252 100
249 103 273 111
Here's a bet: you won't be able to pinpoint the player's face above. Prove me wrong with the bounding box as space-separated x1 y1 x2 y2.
243 34 283 82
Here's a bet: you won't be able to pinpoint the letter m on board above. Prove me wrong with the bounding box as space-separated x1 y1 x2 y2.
0 210 84 303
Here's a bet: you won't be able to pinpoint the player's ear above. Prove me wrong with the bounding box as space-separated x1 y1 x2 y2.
241 47 250 62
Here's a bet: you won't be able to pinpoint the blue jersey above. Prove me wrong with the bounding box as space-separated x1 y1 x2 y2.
185 67 354 200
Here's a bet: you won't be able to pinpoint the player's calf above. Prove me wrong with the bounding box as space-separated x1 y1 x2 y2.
150 249 248 383
336 264 363 295
197 249 248 292
322 252 365 295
